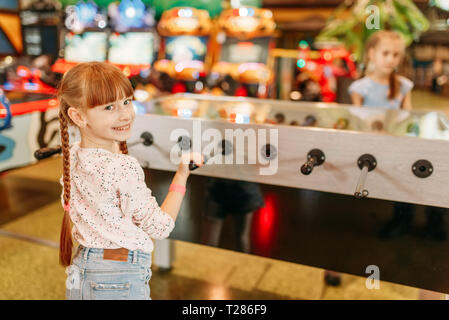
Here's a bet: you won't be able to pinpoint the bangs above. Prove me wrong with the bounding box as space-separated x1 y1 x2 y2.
83 64 134 108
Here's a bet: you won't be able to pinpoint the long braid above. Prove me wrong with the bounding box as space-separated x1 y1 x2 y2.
59 109 73 267
119 141 128 154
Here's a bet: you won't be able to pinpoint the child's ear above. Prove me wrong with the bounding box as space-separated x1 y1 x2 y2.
67 107 87 128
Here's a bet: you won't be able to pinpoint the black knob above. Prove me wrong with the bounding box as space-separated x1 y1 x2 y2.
261 143 277 160
300 149 325 175
189 160 199 171
300 158 317 175
188 157 208 171
140 131 153 146
220 139 233 156
357 154 377 171
302 115 317 127
412 159 433 178
177 136 191 151
274 113 285 124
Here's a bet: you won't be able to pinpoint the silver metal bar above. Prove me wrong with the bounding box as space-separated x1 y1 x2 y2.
354 164 369 198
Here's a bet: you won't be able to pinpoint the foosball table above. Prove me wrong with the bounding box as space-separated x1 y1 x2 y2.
128 93 449 293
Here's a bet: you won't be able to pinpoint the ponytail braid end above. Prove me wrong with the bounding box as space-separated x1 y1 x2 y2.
59 207 73 267
59 110 73 267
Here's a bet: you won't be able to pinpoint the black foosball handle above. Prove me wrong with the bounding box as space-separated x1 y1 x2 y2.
34 146 62 160
189 161 199 171
188 156 208 171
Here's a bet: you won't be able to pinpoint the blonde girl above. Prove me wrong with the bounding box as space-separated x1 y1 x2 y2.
59 62 202 300
349 30 413 110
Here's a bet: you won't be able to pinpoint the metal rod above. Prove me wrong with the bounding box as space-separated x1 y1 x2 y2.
127 138 144 148
354 161 369 198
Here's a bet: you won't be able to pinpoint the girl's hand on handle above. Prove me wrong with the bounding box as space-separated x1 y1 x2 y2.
177 152 204 179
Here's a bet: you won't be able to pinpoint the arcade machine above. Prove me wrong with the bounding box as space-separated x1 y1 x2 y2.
0 84 59 172
53 0 159 102
1 0 60 95
121 93 449 294
207 6 276 98
0 0 22 58
292 41 357 104
288 42 358 130
0 0 60 173
20 0 61 60
151 7 212 95
107 0 159 102
52 0 109 74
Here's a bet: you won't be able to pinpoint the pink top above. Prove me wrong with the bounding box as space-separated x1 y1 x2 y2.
60 141 175 254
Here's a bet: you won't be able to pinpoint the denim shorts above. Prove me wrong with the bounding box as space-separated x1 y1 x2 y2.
65 246 152 300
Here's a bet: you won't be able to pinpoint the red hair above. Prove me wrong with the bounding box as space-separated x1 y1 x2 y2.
58 62 133 266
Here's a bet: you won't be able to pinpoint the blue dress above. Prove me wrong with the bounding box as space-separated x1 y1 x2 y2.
348 76 414 109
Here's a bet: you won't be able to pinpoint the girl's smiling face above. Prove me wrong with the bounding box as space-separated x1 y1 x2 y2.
88 96 135 139
368 37 404 76
69 95 135 149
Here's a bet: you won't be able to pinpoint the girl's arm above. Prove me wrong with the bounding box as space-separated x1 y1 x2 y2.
401 91 412 110
350 92 363 106
160 171 187 222
160 152 203 221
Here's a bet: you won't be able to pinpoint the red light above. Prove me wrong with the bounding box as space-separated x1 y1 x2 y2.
251 193 278 257
237 42 254 47
235 86 248 97
171 82 187 93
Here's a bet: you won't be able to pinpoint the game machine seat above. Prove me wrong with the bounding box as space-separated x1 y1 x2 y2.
208 6 276 98
152 7 212 95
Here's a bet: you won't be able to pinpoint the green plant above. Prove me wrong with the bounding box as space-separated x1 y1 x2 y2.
316 0 430 61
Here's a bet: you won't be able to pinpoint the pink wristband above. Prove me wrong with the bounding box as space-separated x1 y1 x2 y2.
169 184 186 196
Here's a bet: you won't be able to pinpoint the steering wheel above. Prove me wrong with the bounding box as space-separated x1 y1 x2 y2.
0 89 12 131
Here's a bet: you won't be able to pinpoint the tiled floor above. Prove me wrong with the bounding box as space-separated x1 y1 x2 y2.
1 89 449 300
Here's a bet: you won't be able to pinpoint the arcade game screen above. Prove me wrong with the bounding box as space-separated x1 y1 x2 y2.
220 37 270 64
64 31 107 63
108 32 155 65
164 36 207 62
